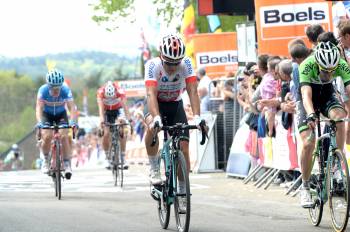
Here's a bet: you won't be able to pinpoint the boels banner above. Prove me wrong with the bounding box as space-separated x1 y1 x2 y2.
115 80 145 98
192 32 238 78
255 0 333 56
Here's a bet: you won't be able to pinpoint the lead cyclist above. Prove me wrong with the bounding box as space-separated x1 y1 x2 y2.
297 41 350 208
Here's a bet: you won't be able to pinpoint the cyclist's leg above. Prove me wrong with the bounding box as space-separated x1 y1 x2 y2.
117 110 128 168
296 100 315 208
326 101 346 152
144 100 162 184
57 112 73 178
40 112 54 173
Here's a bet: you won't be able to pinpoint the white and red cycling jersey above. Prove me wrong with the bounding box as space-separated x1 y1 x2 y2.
97 82 126 111
144 57 197 102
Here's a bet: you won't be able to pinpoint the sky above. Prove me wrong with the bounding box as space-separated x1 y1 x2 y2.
0 0 165 58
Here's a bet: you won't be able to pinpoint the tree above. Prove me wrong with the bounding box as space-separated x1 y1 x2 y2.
91 0 184 31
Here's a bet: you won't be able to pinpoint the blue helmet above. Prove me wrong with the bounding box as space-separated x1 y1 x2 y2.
46 69 64 86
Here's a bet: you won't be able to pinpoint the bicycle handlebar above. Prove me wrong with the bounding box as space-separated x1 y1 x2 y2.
103 122 130 127
151 121 208 147
37 124 76 139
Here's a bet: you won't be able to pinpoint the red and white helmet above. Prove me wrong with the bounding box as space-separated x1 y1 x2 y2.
160 34 186 62
104 81 115 98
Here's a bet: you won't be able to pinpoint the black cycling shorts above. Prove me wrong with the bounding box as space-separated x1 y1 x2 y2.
42 111 69 126
144 100 189 141
297 83 344 133
105 109 122 124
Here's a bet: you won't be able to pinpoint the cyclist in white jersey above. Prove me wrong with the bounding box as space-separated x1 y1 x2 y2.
144 34 204 186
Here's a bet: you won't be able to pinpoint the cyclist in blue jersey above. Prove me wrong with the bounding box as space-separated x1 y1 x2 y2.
35 69 77 179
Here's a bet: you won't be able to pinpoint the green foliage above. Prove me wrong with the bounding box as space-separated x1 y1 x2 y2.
0 72 36 153
91 0 183 30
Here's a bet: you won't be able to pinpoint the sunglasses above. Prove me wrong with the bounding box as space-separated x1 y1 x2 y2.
163 60 181 66
318 65 336 73
50 86 62 90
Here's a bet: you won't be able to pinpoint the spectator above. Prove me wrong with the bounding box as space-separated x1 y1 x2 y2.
3 144 23 171
260 56 281 137
197 67 211 93
287 38 306 52
198 86 210 113
333 1 348 37
305 24 325 48
317 31 338 45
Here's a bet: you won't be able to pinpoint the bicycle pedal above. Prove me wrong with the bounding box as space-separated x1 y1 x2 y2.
150 188 160 201
176 193 192 197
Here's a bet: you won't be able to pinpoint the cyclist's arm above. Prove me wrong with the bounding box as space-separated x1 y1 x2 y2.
35 98 44 122
299 57 315 115
97 98 105 124
146 85 160 117
186 81 200 116
66 100 77 122
301 85 315 115
120 97 132 121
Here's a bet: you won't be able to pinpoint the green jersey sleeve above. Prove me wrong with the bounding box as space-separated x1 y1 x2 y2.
335 58 350 87
299 56 316 85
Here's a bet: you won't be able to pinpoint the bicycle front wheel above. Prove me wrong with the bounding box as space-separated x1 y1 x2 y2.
157 151 170 229
327 149 350 232
308 174 324 226
174 151 190 232
55 140 62 200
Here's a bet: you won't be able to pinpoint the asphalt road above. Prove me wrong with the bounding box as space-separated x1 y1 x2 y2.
0 165 343 232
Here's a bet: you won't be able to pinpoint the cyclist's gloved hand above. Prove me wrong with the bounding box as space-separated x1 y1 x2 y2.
194 115 205 129
69 120 78 128
306 112 317 130
152 115 162 129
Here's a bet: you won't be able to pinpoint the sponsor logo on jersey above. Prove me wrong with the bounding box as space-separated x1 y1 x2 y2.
173 74 180 82
161 76 169 82
184 58 193 74
148 62 155 79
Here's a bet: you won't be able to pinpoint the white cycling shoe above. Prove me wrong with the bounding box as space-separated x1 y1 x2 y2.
300 187 313 208
149 169 162 185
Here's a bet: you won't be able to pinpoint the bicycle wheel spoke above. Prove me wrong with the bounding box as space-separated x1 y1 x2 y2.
174 151 191 232
328 150 350 231
157 154 170 229
308 174 324 226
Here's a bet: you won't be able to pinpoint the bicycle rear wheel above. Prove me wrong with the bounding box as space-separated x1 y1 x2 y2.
308 174 324 226
157 153 170 229
55 140 62 200
174 151 190 232
327 149 350 232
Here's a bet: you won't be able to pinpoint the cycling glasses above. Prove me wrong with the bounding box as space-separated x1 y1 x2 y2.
318 65 336 73
163 60 181 66
49 85 62 90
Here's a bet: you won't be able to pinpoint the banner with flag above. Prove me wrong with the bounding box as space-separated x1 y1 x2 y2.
207 15 222 33
180 0 196 67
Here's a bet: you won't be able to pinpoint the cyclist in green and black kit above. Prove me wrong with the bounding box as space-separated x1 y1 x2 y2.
297 41 350 208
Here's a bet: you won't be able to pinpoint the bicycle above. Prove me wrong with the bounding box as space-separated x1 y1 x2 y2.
150 121 207 232
307 116 350 232
103 121 130 187
37 123 76 200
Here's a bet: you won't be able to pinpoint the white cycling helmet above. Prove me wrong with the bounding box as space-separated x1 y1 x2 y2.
46 69 64 86
160 34 186 62
104 81 115 98
315 41 340 71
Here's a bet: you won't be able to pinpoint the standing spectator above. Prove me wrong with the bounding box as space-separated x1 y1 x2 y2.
305 24 325 48
333 1 348 38
260 56 281 137
3 144 23 171
197 67 211 93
